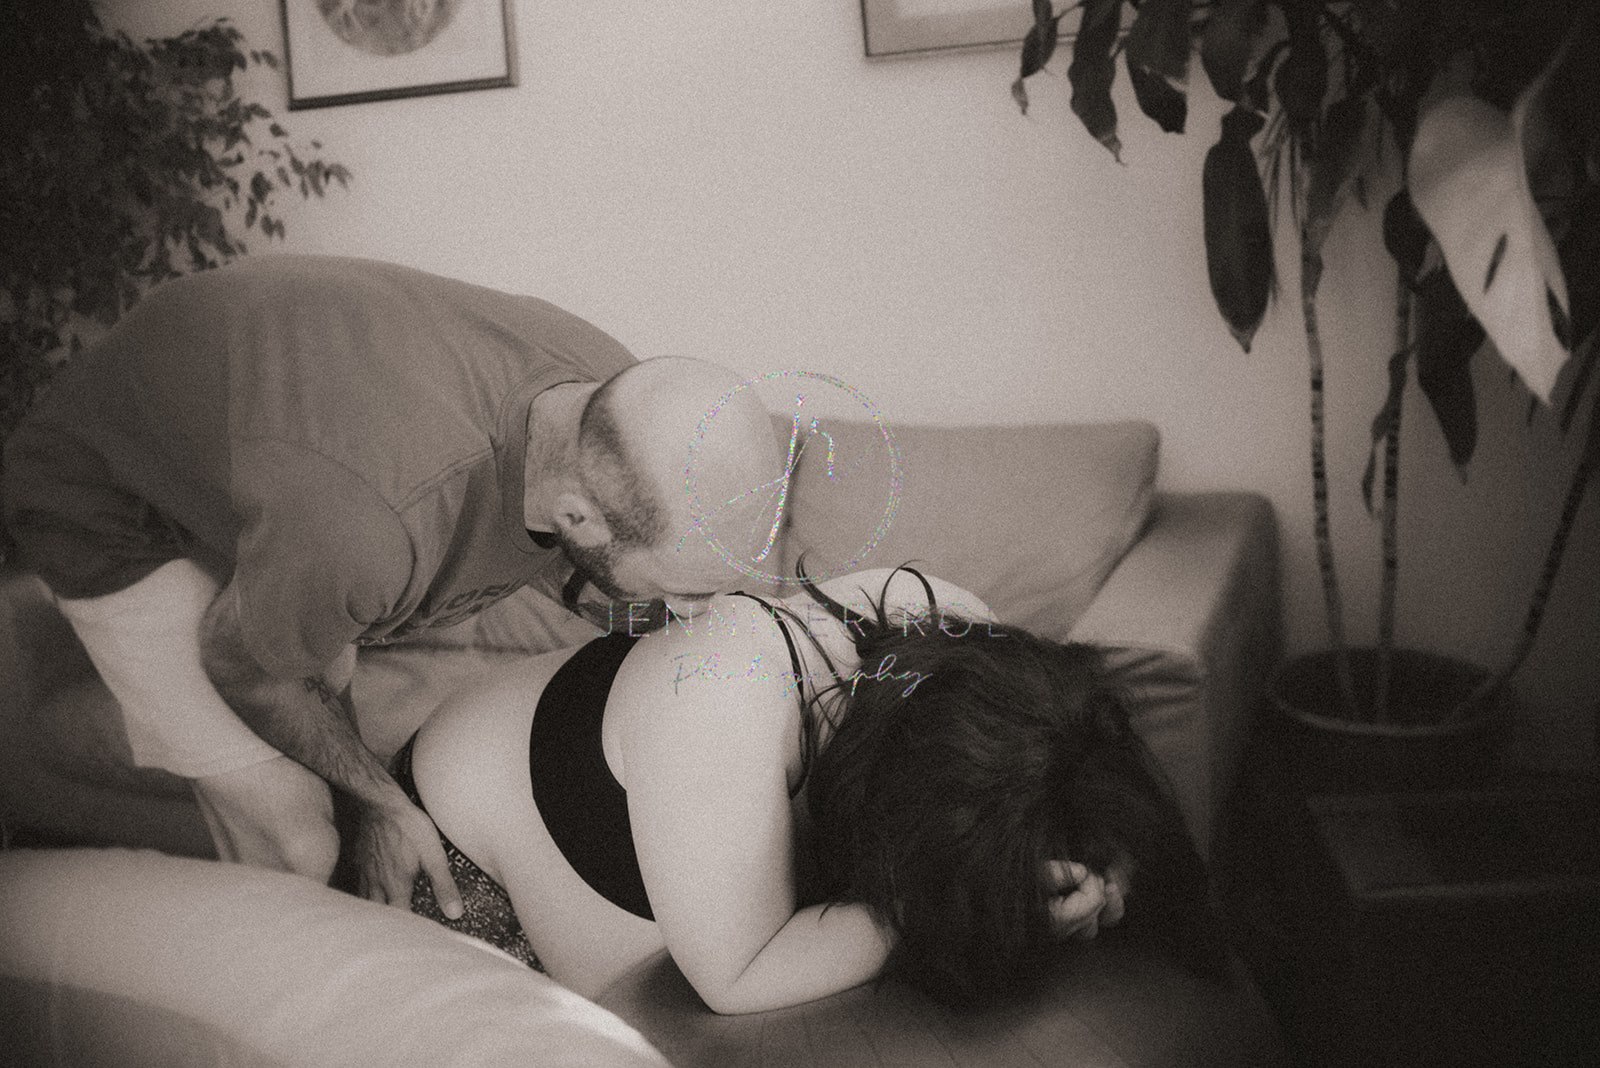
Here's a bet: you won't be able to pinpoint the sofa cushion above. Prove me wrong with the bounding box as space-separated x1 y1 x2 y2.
777 420 1159 640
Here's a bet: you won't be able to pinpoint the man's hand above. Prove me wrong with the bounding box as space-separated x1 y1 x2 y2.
199 579 461 916
1042 858 1129 942
351 790 465 919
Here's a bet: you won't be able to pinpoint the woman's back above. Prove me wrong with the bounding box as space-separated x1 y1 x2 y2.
410 568 984 999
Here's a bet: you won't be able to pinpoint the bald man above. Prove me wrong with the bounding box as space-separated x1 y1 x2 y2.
2 255 783 914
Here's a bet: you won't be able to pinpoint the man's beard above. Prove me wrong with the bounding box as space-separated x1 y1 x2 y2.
554 531 669 632
554 531 629 601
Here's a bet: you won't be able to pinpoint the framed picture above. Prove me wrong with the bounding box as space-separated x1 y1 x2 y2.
859 0 1033 58
281 0 517 110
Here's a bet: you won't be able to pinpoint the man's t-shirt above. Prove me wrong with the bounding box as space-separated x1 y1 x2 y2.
9 256 636 675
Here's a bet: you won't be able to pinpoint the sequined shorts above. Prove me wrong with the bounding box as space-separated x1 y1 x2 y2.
391 734 542 970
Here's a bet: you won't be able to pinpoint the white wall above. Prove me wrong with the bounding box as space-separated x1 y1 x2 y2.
108 1 1597 764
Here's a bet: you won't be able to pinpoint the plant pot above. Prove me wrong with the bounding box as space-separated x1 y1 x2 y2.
1264 647 1513 795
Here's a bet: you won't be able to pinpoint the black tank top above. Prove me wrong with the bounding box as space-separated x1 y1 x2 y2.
527 593 805 920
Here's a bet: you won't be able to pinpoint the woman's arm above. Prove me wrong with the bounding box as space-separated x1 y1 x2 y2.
705 902 891 1014
614 601 891 1014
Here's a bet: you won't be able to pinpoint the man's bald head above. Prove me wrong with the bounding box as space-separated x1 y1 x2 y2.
576 357 783 567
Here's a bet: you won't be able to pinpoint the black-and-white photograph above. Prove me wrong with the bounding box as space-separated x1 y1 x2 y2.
3 1 1598 1065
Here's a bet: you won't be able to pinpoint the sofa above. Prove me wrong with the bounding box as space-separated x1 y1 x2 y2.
0 417 1285 1066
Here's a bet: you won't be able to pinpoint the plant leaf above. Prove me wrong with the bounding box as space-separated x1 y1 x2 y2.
1127 60 1187 133
1556 196 1600 352
1409 78 1571 403
1011 2 1061 115
1273 8 1326 148
1203 106 1273 352
1530 14 1600 362
1067 0 1125 160
1562 332 1600 432
1125 0 1192 84
1305 93 1378 256
1201 0 1267 104
1383 188 1431 284
1414 267 1483 469
1240 39 1286 115
1123 0 1191 133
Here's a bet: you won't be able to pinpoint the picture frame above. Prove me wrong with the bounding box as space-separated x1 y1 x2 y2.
859 0 1034 59
281 0 517 110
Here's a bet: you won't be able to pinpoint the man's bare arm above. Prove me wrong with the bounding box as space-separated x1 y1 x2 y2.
197 580 461 916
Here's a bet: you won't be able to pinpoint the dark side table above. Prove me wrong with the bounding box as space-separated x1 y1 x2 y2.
1225 781 1600 1068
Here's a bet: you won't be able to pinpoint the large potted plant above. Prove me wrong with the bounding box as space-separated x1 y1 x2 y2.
1012 0 1598 791
1 2 350 448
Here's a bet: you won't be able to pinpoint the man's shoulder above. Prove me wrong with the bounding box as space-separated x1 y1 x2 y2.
162 255 637 375
150 254 382 300
455 285 639 382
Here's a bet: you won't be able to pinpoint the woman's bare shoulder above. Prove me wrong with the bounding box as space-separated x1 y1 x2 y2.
617 594 805 688
605 596 805 776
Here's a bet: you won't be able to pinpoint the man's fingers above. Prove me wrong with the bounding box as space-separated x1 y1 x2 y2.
416 831 463 920
379 852 417 909
356 809 404 906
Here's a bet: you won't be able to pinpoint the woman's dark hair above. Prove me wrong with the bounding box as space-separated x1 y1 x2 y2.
792 565 1228 1007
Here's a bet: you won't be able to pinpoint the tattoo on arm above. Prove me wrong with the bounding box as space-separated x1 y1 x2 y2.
302 675 335 702
300 681 358 729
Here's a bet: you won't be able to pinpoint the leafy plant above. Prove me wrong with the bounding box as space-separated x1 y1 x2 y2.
1012 0 1599 724
0 2 351 443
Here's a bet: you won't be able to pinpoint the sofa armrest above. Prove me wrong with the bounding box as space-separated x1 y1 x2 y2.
1069 492 1281 860
0 848 671 1067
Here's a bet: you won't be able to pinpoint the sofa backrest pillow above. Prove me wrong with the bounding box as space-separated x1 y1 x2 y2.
776 420 1159 640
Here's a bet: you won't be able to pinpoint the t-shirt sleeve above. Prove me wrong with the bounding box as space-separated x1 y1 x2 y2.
230 440 415 677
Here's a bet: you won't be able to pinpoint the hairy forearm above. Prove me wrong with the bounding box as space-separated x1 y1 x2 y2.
702 903 893 1015
195 583 463 912
198 595 398 808
224 669 397 805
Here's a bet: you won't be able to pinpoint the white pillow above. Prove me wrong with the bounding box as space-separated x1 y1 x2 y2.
0 848 670 1067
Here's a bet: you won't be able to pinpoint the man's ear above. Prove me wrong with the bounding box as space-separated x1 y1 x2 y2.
552 491 611 548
